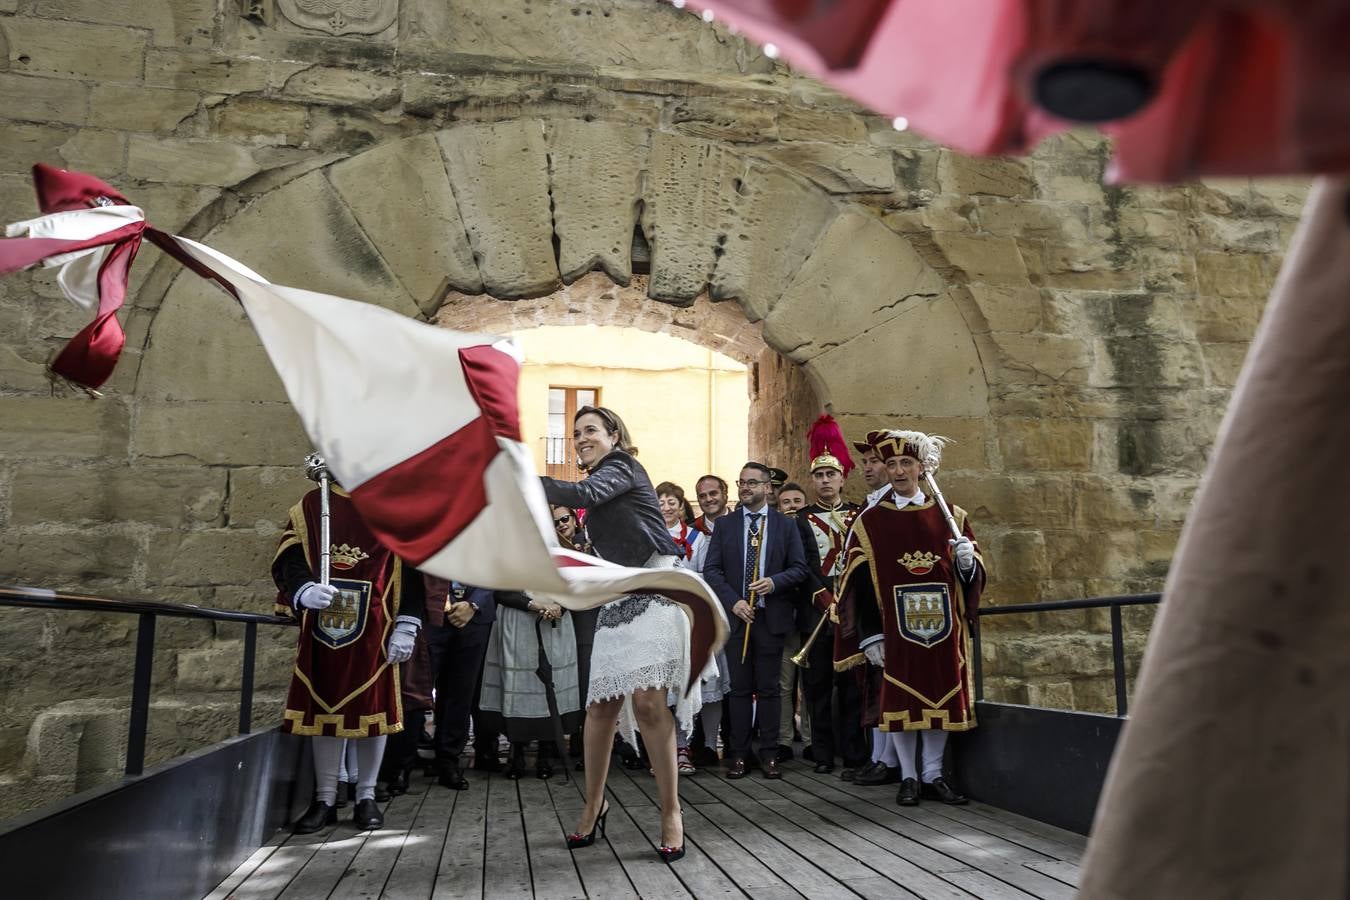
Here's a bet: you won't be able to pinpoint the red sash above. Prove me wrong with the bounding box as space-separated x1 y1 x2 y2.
275 488 404 737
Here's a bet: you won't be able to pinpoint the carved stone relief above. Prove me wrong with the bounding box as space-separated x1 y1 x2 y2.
276 0 398 36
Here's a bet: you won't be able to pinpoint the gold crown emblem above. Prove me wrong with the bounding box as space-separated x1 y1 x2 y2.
899 551 940 575
329 543 369 570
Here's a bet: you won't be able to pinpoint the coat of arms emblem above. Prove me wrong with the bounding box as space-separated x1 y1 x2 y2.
277 0 398 36
313 578 371 649
894 583 952 647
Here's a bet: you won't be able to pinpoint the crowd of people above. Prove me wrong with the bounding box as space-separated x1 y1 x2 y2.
270 405 986 863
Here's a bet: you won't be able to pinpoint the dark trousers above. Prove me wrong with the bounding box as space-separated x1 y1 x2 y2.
726 622 787 758
426 619 491 767
835 668 868 768
801 625 837 762
380 707 428 779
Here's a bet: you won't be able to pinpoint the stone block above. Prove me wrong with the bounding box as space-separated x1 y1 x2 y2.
640 132 737 303
938 152 1033 198
146 529 276 587
0 72 88 125
207 96 307 146
1248 177 1310 217
939 472 1076 529
776 106 868 144
765 209 944 355
1189 213 1283 254
0 395 130 459
437 121 560 298
670 96 777 144
127 136 259 187
1024 680 1075 711
87 83 201 133
987 332 1091 385
58 129 125 177
0 345 49 391
30 0 215 47
1103 418 1216 477
329 132 484 309
227 466 311 529
175 641 244 691
127 183 220 235
133 401 310 466
997 418 1093 471
992 529 1050 581
9 465 226 527
931 232 1030 285
282 66 401 109
1070 475 1156 529
977 199 1090 242
0 532 140 583
801 294 989 418
754 142 895 193
544 119 648 286
1 17 146 82
144 49 272 94
1200 341 1250 387
1195 251 1270 298
0 121 73 174
709 162 837 321
964 284 1043 333
1091 336 1206 390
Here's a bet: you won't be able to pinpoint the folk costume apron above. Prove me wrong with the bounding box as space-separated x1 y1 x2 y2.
274 488 404 737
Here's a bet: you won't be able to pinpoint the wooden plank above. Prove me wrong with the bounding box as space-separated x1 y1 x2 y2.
698 801 866 899
705 767 977 900
516 777 587 900
482 778 532 900
840 876 922 900
276 826 375 900
592 774 695 900
432 776 488 900
675 772 723 806
206 829 288 900
940 871 1042 900
381 783 458 899
922 806 1085 864
621 797 746 899
1023 861 1080 889
330 783 429 899
544 779 637 900
225 825 339 900
959 804 1088 859
779 770 1074 900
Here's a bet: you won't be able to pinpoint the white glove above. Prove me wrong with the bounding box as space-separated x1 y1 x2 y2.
385 616 420 663
294 581 337 611
950 536 976 573
863 641 885 667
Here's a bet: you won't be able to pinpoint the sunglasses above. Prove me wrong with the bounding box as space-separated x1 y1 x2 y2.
553 515 572 526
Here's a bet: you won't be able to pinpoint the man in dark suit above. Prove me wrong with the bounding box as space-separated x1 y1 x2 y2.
703 461 809 779
422 578 496 789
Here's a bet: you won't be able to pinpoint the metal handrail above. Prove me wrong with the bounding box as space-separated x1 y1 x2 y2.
972 591 1162 717
0 585 296 777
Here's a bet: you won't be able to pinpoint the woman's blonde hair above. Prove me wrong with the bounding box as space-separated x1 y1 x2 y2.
574 405 638 460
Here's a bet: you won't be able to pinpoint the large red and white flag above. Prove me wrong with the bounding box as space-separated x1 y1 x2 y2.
0 165 728 687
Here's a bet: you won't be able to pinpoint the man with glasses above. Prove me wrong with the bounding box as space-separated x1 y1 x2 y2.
703 462 809 779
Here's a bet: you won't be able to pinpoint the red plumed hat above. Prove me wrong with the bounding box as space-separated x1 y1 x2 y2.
807 407 854 476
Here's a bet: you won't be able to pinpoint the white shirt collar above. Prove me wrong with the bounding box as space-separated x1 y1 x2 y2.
892 489 925 507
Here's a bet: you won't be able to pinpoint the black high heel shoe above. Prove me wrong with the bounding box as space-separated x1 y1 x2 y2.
657 844 685 863
565 801 610 849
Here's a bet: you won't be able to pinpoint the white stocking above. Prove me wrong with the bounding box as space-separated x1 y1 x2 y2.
877 727 899 766
354 736 387 801
889 730 919 781
312 735 344 804
920 730 949 782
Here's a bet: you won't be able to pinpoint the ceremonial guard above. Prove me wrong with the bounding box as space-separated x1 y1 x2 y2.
837 431 985 806
271 454 424 832
796 453 861 773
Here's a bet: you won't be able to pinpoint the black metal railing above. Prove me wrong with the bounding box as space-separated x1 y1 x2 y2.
0 585 296 777
972 592 1161 716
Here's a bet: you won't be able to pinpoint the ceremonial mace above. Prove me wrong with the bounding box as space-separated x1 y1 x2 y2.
922 470 964 542
303 452 332 586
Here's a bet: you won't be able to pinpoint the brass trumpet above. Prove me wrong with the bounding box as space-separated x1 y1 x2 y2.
791 605 832 668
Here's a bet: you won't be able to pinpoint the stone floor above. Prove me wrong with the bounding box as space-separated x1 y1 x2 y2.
206 758 1084 899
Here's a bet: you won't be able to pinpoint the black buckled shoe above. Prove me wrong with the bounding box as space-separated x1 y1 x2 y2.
927 777 969 805
291 800 337 834
353 798 385 830
897 777 920 806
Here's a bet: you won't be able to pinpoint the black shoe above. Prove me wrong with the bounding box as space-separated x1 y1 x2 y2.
504 745 526 780
856 763 900 786
776 744 794 762
897 777 920 806
438 766 469 790
840 767 858 782
726 758 749 779
691 746 720 768
566 801 610 849
388 767 410 796
814 762 835 774
926 777 969 805
657 844 685 863
291 801 337 834
353 798 384 830
334 782 350 809
473 753 502 772
802 745 815 763
536 757 554 780
374 783 392 803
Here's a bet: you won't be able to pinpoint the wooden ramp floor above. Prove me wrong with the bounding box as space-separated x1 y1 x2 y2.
207 758 1085 899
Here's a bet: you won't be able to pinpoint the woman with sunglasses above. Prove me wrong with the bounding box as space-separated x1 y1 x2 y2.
541 406 691 863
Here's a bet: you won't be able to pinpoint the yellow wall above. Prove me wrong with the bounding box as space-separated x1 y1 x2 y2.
513 326 749 496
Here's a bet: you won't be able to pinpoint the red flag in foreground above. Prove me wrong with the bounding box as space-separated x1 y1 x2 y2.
0 165 728 690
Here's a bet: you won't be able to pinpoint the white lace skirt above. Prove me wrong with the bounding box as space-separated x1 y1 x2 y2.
587 581 699 745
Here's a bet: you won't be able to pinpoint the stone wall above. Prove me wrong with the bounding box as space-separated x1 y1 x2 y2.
0 0 1307 817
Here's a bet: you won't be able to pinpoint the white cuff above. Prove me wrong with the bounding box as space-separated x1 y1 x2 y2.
394 615 421 631
859 634 884 650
